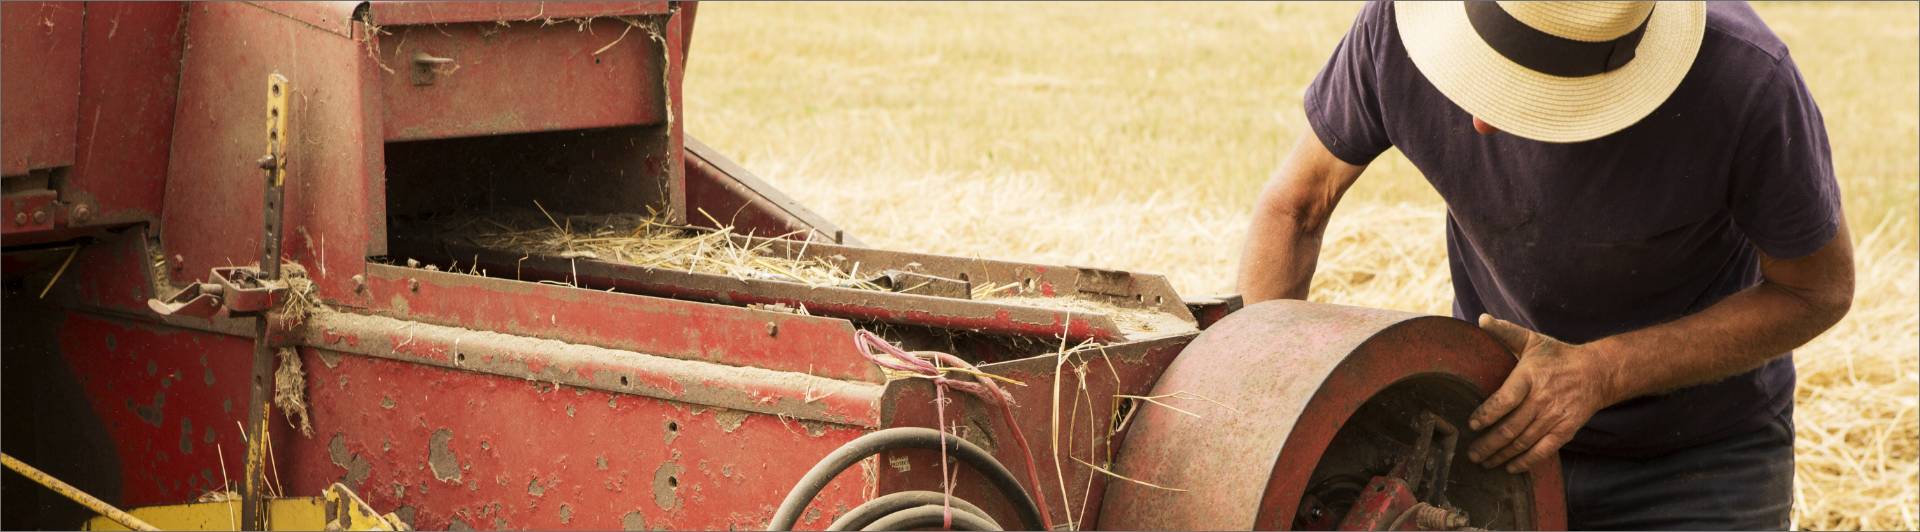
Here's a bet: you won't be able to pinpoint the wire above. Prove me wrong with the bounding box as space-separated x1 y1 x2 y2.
827 490 1002 531
766 427 1043 531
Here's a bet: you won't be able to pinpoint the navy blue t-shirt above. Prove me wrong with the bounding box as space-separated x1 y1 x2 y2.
1305 2 1841 457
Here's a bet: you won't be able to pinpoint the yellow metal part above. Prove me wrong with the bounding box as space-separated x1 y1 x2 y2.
85 483 408 531
265 72 289 186
2 453 158 531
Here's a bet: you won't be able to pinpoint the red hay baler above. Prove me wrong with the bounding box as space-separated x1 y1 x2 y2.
0 2 1564 530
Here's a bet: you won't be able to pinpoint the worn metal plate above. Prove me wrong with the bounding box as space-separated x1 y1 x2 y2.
162 2 379 307
684 136 857 245
866 334 1193 530
1 2 84 176
1098 300 1567 530
65 2 187 227
376 16 668 141
54 310 877 530
366 2 669 27
362 263 884 383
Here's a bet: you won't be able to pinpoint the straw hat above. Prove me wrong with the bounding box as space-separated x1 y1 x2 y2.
1396 1 1706 143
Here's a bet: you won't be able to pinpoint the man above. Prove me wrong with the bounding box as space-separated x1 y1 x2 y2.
1236 2 1853 529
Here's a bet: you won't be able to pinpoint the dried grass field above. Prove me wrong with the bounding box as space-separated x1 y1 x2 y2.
681 2 1918 530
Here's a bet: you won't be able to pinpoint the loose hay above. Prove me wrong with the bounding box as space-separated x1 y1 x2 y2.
273 347 314 438
441 211 1194 338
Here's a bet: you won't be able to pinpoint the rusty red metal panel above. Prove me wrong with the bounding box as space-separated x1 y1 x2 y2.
865 336 1192 530
367 1 669 27
53 310 878 530
684 136 857 244
244 1 357 38
1098 300 1567 530
57 311 257 508
65 2 187 227
362 264 884 383
162 2 377 308
376 17 668 141
2 190 59 237
1 2 84 176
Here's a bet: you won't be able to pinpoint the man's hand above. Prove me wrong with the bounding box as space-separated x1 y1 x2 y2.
1465 314 1618 473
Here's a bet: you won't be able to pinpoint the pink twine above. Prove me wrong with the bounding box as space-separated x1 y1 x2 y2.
853 330 1052 531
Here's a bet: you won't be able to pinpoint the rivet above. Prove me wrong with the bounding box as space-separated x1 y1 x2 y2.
31 210 47 224
352 274 367 293
70 204 93 224
408 278 420 292
765 322 778 337
12 212 24 226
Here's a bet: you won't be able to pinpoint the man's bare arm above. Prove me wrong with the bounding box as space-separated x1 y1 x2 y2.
1467 220 1856 472
1237 133 1369 303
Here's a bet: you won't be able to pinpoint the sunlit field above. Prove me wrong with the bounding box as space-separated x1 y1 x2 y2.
683 3 1919 529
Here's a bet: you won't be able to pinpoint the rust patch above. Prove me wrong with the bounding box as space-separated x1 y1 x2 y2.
596 456 609 470
317 349 341 368
559 503 574 524
327 433 371 487
622 511 647 531
711 408 748 433
381 396 396 409
651 461 683 510
429 428 462 483
566 403 576 417
130 391 165 427
179 418 194 455
527 477 545 497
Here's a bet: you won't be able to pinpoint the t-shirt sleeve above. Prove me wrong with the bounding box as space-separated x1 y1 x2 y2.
1303 1 1395 166
1727 55 1843 259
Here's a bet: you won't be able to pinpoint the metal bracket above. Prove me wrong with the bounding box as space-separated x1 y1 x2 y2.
146 267 288 319
411 51 454 85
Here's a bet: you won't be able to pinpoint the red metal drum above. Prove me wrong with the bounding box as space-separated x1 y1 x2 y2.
1098 299 1567 530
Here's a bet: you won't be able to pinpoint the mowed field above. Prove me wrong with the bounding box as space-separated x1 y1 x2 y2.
681 2 1918 530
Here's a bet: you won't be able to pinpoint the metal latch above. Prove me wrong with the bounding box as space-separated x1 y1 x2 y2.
147 267 288 319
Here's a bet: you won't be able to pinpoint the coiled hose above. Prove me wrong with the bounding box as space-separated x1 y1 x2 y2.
766 427 1043 531
826 491 1002 531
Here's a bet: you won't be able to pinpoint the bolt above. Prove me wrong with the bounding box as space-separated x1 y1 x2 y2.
12 212 24 226
765 322 778 337
408 278 420 292
173 255 185 271
352 274 367 293
31 209 48 224
70 204 92 224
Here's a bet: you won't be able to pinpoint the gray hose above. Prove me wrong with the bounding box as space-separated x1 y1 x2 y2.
859 504 1002 531
826 490 1001 531
766 427 1043 531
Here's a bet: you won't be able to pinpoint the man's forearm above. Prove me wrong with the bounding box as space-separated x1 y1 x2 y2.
1586 239 1854 405
1237 135 1366 304
1238 208 1324 302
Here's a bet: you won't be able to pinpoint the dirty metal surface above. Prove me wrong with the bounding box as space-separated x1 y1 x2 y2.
52 311 874 530
65 2 187 227
866 334 1193 530
419 239 1127 342
366 1 669 27
3 190 60 237
1098 300 1566 530
162 2 379 308
242 1 357 38
684 136 858 245
375 16 669 141
1 2 83 176
362 263 883 383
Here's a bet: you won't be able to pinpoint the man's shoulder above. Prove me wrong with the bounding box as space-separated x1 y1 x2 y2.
1702 2 1791 68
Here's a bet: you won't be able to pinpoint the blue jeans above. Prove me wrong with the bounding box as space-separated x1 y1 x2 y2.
1561 407 1795 530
